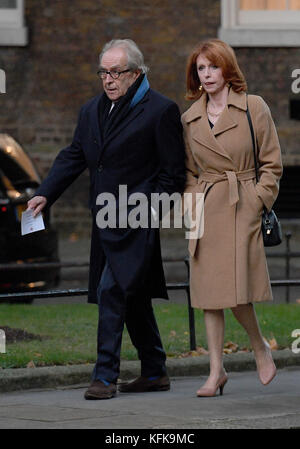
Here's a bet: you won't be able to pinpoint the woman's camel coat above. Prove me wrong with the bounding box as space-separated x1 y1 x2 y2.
182 89 283 310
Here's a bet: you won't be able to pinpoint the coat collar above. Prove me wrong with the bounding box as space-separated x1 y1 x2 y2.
227 88 247 111
184 88 247 124
184 89 247 161
90 86 150 150
130 75 150 109
102 90 149 150
90 90 150 165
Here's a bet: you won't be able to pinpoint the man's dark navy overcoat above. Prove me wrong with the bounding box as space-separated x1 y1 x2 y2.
35 88 186 303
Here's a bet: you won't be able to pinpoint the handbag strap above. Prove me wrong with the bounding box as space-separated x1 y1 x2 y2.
246 95 259 183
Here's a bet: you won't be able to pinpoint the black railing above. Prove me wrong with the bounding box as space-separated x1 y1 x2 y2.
266 232 300 303
0 258 196 351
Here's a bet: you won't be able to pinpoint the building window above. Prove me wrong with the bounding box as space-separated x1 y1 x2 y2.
219 0 300 47
0 0 28 46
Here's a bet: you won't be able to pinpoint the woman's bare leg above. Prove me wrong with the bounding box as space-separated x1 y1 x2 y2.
231 303 276 384
199 309 226 390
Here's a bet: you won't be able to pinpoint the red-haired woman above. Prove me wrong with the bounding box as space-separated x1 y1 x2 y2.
182 39 282 397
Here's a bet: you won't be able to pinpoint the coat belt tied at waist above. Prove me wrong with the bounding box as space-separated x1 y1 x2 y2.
198 168 256 206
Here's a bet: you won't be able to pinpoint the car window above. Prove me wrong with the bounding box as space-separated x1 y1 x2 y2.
0 152 38 189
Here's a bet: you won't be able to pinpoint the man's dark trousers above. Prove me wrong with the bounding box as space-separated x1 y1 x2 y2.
92 260 167 383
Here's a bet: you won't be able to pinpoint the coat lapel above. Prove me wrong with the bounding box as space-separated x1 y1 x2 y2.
186 94 232 161
90 95 103 147
185 89 248 161
212 89 247 137
212 107 237 136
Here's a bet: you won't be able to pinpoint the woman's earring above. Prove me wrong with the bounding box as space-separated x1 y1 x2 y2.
198 85 203 92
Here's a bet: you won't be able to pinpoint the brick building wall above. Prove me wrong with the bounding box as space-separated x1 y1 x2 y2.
0 0 299 234
0 0 221 149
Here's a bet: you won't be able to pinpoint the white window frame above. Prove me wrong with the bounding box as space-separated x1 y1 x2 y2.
0 0 28 46
219 0 300 47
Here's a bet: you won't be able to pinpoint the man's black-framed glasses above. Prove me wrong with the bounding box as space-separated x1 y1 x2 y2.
97 69 131 80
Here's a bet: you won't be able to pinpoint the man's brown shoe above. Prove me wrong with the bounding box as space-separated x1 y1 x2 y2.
84 380 117 400
118 376 170 393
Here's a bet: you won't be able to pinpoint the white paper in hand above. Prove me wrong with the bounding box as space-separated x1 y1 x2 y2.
21 209 45 235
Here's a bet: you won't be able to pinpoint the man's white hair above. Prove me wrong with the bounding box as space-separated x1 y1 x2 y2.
99 39 149 74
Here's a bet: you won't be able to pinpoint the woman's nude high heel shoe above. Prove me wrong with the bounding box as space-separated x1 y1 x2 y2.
196 373 228 397
256 342 277 386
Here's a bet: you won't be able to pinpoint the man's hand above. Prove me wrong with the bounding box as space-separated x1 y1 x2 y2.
27 196 47 217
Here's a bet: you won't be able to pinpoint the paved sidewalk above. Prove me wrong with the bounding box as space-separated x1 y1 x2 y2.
0 367 299 429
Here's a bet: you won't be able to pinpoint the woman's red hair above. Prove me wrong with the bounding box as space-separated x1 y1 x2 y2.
185 39 247 101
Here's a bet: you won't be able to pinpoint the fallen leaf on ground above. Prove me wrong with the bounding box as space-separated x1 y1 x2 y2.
179 347 209 358
268 337 278 351
26 360 36 368
196 346 209 355
223 348 232 354
224 341 239 352
179 350 198 358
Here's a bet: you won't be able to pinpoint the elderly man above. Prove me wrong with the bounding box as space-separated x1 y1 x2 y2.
28 39 185 400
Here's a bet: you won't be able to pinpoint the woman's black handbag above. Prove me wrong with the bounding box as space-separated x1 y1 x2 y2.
261 208 282 247
246 99 282 247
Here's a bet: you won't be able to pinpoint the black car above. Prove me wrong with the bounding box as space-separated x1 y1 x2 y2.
0 134 60 300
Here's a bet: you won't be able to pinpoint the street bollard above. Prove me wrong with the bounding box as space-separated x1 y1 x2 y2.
0 69 6 94
0 329 6 354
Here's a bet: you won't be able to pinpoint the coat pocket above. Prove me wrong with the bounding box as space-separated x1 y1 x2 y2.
245 180 264 215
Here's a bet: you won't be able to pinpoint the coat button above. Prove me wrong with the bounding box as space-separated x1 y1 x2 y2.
97 164 103 172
